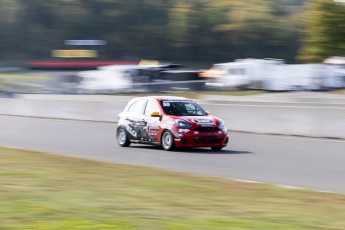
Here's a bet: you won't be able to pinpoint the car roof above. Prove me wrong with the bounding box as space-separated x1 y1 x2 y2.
135 96 190 101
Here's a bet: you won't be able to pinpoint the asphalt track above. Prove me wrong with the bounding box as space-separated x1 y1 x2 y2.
1 115 344 193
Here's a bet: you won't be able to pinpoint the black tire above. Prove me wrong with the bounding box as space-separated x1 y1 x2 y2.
117 127 131 147
211 146 223 151
161 130 175 151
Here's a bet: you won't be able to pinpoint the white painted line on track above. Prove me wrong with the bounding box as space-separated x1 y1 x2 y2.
232 179 262 184
0 145 343 194
2 144 342 195
230 131 345 143
199 102 345 110
231 178 340 194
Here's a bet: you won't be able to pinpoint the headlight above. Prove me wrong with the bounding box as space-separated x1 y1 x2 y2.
219 120 227 131
176 120 192 128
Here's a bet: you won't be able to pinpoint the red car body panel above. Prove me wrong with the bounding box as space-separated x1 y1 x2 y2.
158 115 228 148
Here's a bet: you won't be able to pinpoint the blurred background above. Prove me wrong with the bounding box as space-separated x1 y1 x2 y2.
1 3 345 228
0 0 344 95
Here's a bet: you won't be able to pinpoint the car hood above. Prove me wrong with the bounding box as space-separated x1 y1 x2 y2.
171 115 220 126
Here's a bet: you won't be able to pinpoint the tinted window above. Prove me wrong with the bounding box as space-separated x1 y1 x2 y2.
160 100 206 116
144 99 161 116
127 99 147 114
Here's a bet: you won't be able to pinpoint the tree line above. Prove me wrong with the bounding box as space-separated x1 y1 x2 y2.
0 0 343 65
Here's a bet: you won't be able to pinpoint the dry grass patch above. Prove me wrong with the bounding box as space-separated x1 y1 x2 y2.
0 147 344 230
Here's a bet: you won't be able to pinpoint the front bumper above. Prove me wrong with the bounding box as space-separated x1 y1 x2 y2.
172 128 228 148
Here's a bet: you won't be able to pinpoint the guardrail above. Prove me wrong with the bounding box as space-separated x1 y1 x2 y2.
1 95 344 139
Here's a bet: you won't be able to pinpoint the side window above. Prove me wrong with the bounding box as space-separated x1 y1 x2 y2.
127 99 147 115
144 99 161 116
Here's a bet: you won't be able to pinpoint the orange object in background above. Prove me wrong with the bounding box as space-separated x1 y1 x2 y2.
199 69 226 78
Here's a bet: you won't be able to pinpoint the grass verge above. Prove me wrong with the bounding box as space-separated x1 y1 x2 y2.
0 147 344 230
0 73 50 81
333 89 345 95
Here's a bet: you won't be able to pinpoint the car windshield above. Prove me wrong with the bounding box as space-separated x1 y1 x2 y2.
160 100 207 116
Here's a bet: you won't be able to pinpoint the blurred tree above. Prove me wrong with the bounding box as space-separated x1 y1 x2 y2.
0 0 323 65
298 0 345 62
113 0 171 60
172 0 303 63
167 2 191 48
0 0 23 59
12 0 65 58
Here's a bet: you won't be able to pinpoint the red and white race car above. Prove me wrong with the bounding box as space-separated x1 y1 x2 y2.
117 96 228 151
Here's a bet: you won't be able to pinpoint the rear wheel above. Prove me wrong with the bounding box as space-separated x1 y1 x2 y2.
117 127 131 147
211 146 223 151
161 130 175 151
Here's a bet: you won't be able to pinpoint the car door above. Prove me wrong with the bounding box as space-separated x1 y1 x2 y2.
143 99 162 142
125 99 148 141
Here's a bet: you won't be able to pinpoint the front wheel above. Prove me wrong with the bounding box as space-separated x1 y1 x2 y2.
117 127 131 147
161 130 175 151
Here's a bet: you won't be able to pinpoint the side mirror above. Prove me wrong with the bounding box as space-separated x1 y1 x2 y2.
151 111 161 117
205 111 210 115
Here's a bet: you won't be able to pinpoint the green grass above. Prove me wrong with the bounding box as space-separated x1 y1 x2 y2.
0 72 50 92
0 147 344 230
333 89 345 95
0 80 43 90
0 73 50 81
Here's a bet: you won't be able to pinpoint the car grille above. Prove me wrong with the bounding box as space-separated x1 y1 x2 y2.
194 127 219 133
193 136 222 144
